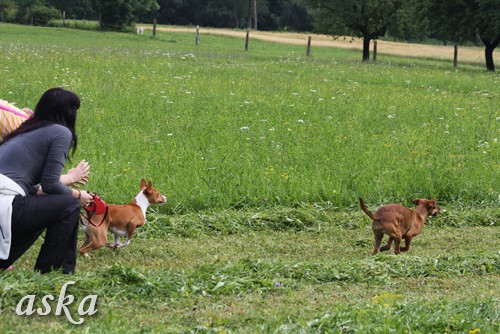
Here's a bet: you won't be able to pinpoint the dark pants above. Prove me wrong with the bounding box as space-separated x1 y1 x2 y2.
0 194 80 274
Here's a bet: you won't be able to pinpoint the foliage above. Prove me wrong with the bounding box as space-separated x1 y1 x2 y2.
0 0 15 22
90 0 159 30
387 0 430 42
424 0 500 70
13 0 59 25
46 0 96 20
152 0 313 32
303 0 402 61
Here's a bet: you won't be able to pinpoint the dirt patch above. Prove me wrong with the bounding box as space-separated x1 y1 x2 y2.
144 26 497 65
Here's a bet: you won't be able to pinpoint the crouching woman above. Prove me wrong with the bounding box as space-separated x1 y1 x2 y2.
0 87 93 274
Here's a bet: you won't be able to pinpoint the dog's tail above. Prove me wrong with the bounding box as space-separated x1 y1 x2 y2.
359 198 379 222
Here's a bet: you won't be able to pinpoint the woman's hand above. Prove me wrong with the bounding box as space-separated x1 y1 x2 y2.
75 189 94 207
62 159 90 186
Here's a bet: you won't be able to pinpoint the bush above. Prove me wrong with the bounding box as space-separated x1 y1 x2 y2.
16 5 60 26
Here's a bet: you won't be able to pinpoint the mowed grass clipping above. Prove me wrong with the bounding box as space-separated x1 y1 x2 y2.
0 24 498 333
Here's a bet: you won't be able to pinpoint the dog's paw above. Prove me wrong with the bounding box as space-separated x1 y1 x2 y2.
380 245 390 252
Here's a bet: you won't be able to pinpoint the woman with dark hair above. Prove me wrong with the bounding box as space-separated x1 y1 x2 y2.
0 87 93 274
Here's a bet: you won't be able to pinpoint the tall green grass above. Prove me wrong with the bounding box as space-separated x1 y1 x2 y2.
0 23 497 212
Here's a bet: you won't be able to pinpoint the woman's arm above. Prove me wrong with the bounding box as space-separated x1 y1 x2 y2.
60 159 90 186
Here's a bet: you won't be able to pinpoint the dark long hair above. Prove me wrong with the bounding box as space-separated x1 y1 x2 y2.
1 88 80 155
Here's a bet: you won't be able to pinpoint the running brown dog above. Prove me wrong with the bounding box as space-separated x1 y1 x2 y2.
359 198 440 255
79 179 167 256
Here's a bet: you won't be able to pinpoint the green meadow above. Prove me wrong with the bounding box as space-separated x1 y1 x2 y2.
0 23 498 333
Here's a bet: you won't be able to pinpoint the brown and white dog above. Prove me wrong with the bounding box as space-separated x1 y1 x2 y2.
79 179 167 256
359 198 440 255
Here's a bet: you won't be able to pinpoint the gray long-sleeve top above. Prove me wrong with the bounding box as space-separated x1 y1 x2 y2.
0 124 73 196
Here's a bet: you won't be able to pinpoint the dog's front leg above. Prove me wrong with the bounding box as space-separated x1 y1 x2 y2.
115 239 131 248
401 236 412 252
104 233 121 248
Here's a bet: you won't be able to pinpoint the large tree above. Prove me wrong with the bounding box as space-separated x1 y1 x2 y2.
46 0 95 19
14 0 60 25
426 0 500 71
304 0 402 61
91 0 159 30
388 0 429 42
0 0 15 22
474 0 500 71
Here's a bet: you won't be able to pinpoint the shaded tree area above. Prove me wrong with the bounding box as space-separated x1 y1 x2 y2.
1 0 313 32
304 0 402 61
1 0 60 25
389 0 500 71
151 0 313 32
303 0 499 70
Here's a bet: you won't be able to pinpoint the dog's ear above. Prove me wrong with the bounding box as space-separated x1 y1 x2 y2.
412 199 421 206
147 181 153 192
427 200 437 207
141 179 147 188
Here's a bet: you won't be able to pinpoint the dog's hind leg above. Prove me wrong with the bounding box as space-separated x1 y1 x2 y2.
393 235 402 254
79 242 93 256
115 224 137 249
372 232 384 255
79 233 93 256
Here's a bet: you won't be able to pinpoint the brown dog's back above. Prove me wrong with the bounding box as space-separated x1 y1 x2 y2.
107 203 145 227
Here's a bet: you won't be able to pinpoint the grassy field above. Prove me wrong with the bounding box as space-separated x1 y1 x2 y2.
0 23 498 333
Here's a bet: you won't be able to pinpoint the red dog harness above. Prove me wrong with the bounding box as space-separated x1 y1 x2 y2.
81 193 108 227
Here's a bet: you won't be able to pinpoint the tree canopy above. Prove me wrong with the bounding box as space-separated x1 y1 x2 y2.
304 0 402 61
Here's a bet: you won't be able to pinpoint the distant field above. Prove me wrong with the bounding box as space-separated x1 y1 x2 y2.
0 24 498 333
145 25 499 65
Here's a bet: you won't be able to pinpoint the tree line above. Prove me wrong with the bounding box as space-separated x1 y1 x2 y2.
0 0 498 70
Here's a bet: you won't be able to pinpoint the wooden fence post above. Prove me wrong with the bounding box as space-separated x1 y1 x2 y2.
245 30 249 51
453 44 458 67
153 18 157 37
62 11 66 27
373 40 377 61
196 25 200 45
306 36 312 57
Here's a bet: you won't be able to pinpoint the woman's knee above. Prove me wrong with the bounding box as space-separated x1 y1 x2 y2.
52 194 80 220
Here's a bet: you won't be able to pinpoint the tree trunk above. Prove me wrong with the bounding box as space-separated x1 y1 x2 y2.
247 0 251 29
362 37 371 62
485 44 495 71
481 36 499 71
252 0 257 30
484 47 495 71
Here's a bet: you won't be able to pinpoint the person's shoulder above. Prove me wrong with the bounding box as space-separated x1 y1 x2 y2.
44 124 71 135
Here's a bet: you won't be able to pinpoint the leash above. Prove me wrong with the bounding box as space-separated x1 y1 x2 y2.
80 193 109 228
